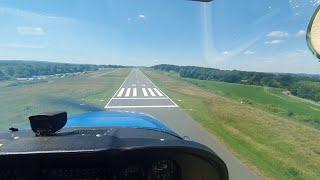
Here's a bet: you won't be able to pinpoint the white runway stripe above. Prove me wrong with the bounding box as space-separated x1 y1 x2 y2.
133 88 137 97
142 88 148 97
153 88 163 96
148 88 156 96
125 88 131 97
111 97 167 100
106 105 178 108
117 88 125 97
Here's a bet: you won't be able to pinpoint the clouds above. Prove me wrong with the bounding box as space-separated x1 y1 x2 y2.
267 31 289 39
244 50 255 55
128 14 146 23
264 39 284 45
138 14 146 20
264 29 306 45
295 30 306 37
222 51 229 55
265 31 288 44
16 26 44 36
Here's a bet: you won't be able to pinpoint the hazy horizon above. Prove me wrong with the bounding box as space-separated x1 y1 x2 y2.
2 59 320 75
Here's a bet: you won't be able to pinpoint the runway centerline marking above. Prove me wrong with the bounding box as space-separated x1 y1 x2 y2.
117 88 125 97
142 88 148 97
148 88 156 96
125 88 131 97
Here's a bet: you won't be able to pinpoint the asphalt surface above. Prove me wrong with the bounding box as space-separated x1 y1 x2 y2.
105 69 259 180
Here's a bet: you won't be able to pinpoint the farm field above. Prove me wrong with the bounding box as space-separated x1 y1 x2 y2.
0 68 130 130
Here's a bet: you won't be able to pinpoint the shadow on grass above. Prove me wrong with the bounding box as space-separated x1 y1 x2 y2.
41 96 104 112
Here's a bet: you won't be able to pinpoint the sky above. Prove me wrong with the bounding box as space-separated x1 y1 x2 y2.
0 0 320 73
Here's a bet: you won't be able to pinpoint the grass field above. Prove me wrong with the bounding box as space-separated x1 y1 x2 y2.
144 69 320 180
183 78 320 130
0 68 130 130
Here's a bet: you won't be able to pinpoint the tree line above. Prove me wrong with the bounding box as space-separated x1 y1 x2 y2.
153 64 320 102
0 60 126 80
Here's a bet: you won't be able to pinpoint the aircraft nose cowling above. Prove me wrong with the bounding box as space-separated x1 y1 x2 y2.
66 111 177 135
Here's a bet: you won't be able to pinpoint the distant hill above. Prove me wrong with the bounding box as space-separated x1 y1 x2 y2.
0 60 127 80
152 64 320 102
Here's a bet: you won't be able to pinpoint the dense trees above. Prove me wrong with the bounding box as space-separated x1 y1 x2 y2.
0 61 125 79
289 81 320 102
153 64 320 102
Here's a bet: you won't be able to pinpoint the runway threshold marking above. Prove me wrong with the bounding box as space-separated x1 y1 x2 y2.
132 88 137 97
118 88 161 98
111 97 167 100
144 73 179 107
153 88 163 96
105 70 133 108
106 105 178 108
117 88 125 97
125 88 131 97
105 69 179 108
148 88 156 96
142 88 149 97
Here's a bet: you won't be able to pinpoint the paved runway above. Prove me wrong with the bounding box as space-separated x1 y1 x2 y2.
105 69 178 108
105 69 259 180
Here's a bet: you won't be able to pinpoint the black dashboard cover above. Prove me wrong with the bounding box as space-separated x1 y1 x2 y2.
0 127 228 179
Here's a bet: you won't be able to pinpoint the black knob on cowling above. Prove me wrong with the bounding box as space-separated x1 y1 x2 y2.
28 111 67 136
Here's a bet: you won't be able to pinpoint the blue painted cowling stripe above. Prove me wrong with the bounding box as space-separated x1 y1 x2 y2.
66 111 176 135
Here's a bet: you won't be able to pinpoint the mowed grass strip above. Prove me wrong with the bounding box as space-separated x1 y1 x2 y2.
0 68 130 130
144 69 320 180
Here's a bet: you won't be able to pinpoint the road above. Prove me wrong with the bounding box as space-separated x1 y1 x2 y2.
105 69 259 180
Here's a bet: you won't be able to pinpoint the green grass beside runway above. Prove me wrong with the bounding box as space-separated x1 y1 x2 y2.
0 68 130 130
183 78 320 130
144 69 320 180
